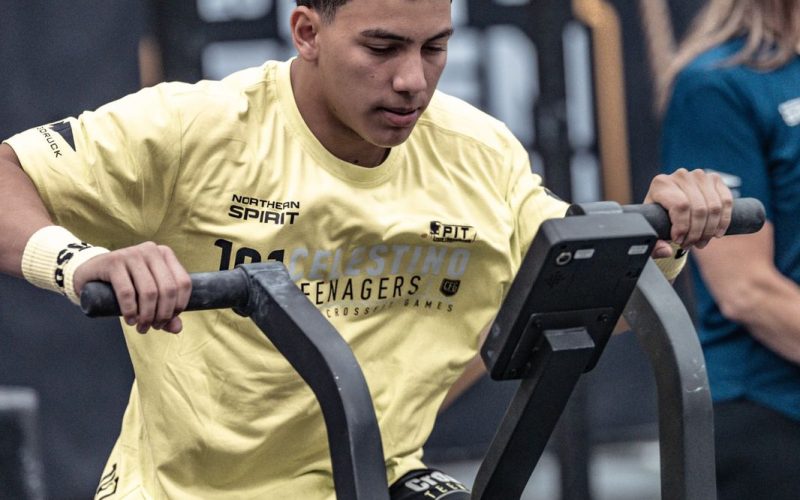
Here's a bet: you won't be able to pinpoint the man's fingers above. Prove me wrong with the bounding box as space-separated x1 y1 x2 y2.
163 316 184 334
70 242 192 333
108 242 166 333
106 262 139 327
678 169 713 247
652 240 673 259
648 168 734 249
127 253 159 333
143 246 179 331
71 241 189 334
715 174 734 237
160 246 192 315
140 245 191 333
687 170 732 247
692 169 723 247
650 169 695 246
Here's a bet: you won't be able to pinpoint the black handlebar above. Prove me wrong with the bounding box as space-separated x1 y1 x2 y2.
81 268 251 318
81 198 766 318
622 197 764 240
566 197 765 241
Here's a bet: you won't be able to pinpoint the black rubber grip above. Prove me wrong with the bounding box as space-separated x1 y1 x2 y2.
81 268 250 317
622 197 765 241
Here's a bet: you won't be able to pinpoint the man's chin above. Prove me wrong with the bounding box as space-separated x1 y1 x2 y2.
369 129 415 149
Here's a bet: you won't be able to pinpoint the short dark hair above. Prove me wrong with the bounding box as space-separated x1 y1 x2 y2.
296 0 451 23
295 0 352 22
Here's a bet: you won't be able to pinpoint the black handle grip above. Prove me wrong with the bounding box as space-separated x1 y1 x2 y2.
622 197 765 241
81 268 251 317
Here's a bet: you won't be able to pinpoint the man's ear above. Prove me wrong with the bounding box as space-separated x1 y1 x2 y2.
291 7 321 61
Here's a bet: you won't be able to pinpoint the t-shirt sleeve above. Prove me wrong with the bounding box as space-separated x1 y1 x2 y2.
661 67 770 217
505 135 569 268
3 83 186 248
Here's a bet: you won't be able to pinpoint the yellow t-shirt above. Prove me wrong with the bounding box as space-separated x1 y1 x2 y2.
6 59 568 499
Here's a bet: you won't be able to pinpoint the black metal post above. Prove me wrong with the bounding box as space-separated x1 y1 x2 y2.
235 263 390 500
623 261 717 500
551 378 592 500
0 387 46 500
472 328 596 499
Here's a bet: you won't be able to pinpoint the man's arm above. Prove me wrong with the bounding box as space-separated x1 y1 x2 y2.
0 142 191 333
440 168 733 410
693 222 800 363
0 143 53 275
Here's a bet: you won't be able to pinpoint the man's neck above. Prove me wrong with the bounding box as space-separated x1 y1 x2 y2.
290 60 390 168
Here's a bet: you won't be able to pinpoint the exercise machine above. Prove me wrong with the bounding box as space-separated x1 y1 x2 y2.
82 198 764 499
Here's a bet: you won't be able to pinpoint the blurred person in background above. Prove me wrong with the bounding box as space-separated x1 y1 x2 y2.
660 0 800 498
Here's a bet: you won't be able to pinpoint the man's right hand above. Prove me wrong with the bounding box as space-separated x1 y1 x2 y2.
72 242 192 333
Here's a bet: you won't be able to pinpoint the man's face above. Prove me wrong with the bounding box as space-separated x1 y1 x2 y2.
312 0 452 152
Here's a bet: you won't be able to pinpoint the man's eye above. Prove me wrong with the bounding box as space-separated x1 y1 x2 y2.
423 45 447 53
367 45 397 55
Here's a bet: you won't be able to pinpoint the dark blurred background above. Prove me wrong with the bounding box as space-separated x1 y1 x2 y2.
0 2 146 499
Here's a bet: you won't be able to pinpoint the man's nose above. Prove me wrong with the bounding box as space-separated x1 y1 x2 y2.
393 54 427 94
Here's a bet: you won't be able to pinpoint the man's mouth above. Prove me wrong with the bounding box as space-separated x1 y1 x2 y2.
383 107 417 115
379 107 421 127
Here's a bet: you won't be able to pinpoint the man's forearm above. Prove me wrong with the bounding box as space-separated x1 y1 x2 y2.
0 143 53 276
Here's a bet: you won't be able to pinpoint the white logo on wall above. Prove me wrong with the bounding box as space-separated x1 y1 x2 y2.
197 0 272 22
198 0 294 79
778 98 800 127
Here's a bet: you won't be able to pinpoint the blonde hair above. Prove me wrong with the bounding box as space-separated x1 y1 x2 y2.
657 0 800 112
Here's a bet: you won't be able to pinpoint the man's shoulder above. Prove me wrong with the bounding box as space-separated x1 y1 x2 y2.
150 61 278 105
416 91 516 153
219 61 279 91
133 61 279 124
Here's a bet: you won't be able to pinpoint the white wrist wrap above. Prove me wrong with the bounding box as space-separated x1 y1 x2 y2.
21 226 109 305
654 242 689 282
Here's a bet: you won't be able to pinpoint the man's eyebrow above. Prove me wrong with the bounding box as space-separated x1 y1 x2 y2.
359 27 455 44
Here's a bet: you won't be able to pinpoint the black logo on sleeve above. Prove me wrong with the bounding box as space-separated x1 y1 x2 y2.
37 121 76 158
95 462 118 499
50 121 76 151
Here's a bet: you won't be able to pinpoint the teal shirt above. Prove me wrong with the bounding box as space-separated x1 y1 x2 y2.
662 40 800 421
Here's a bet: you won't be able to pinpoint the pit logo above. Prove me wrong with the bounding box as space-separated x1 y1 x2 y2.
429 221 477 243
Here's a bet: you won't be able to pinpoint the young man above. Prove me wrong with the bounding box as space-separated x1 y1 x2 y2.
0 0 731 498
